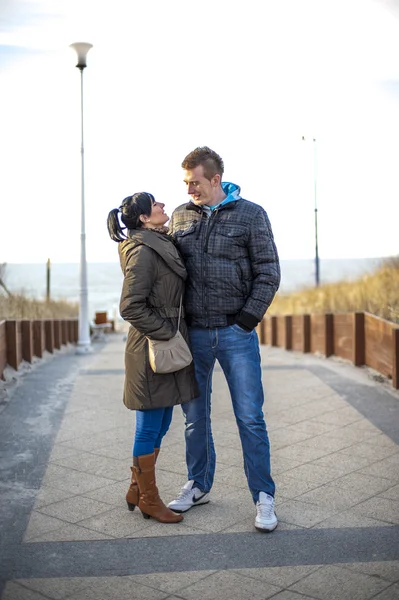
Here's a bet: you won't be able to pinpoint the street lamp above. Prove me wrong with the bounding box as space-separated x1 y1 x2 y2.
70 42 93 353
302 136 320 287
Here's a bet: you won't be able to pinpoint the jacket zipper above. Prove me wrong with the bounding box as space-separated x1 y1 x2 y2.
204 208 220 253
202 209 221 326
199 213 208 325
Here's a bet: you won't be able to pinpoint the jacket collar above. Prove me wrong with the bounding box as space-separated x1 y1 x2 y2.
185 200 237 214
120 229 187 280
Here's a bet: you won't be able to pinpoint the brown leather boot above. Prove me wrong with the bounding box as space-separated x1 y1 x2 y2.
133 453 183 523
126 448 160 512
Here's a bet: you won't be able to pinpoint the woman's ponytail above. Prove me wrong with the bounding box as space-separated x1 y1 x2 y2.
107 208 126 242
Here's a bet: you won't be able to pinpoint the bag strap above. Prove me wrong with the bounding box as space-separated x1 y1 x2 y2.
177 295 183 330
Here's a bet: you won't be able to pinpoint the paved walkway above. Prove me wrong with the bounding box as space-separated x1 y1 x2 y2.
1 332 399 600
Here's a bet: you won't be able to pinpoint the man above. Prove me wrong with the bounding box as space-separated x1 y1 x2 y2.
168 147 281 532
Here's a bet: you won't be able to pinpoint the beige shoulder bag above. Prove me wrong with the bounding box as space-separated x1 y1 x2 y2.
147 296 193 374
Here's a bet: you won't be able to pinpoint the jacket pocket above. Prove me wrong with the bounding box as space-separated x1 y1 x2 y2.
175 224 198 258
212 225 248 259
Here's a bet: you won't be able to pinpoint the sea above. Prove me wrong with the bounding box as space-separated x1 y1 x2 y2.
2 258 385 323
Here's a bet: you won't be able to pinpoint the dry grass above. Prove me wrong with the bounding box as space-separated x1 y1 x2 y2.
269 256 399 324
0 295 78 320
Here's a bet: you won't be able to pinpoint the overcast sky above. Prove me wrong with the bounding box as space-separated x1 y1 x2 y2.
1 0 398 263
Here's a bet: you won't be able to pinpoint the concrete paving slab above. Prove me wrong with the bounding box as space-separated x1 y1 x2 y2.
380 484 399 501
34 486 77 509
65 576 169 600
274 442 338 464
310 405 364 426
232 564 321 587
41 466 115 495
82 480 131 506
350 497 399 524
296 485 384 512
290 564 391 599
27 523 115 543
313 509 393 529
266 592 319 600
274 473 335 499
358 455 399 481
37 495 114 524
281 462 343 486
126 521 208 538
274 499 338 528
13 577 90 599
371 583 399 599
311 450 376 475
341 561 399 583
76 506 154 538
336 440 399 462
297 472 393 510
23 512 68 542
269 427 316 449
2 582 49 599
49 452 129 481
172 570 282 600
128 570 217 595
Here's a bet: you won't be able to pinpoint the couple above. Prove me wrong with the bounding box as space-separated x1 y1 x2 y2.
107 146 281 533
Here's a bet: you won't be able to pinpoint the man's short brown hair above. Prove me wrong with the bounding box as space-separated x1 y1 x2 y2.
181 146 224 182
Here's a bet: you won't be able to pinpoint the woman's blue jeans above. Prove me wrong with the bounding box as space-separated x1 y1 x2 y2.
133 406 173 456
182 324 275 503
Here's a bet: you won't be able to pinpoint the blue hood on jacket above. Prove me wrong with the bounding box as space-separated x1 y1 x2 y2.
209 182 241 211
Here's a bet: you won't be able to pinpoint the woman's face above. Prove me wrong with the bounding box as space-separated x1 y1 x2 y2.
147 201 169 227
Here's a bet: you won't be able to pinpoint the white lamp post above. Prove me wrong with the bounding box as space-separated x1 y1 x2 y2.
302 135 320 287
70 42 93 353
312 137 320 287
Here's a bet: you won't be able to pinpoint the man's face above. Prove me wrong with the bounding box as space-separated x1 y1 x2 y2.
183 165 220 207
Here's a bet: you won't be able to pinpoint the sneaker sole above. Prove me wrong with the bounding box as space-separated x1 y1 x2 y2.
255 521 278 533
168 499 210 514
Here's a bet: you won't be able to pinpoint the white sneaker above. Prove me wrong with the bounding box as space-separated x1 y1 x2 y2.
167 481 210 513
255 492 278 532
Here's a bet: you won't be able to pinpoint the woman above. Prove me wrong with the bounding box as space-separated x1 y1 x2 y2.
107 192 198 524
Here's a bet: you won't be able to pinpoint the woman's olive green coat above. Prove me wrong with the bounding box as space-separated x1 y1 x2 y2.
118 229 198 410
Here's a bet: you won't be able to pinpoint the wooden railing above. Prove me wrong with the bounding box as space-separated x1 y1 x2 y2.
257 312 399 389
0 319 78 380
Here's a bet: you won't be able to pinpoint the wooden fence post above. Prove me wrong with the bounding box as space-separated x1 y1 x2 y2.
303 315 311 353
21 320 33 363
393 328 399 390
261 318 267 345
33 320 45 358
45 321 54 354
0 321 6 380
61 320 68 345
353 312 365 366
325 314 334 357
74 319 79 343
271 316 277 347
53 320 61 349
6 320 21 371
284 316 292 350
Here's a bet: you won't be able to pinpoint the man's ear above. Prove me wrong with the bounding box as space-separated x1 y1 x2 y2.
212 174 221 187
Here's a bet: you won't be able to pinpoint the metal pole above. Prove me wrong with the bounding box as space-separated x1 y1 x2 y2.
46 258 50 302
313 138 320 287
76 64 91 352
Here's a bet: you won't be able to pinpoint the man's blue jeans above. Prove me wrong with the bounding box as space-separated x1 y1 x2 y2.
182 324 275 503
